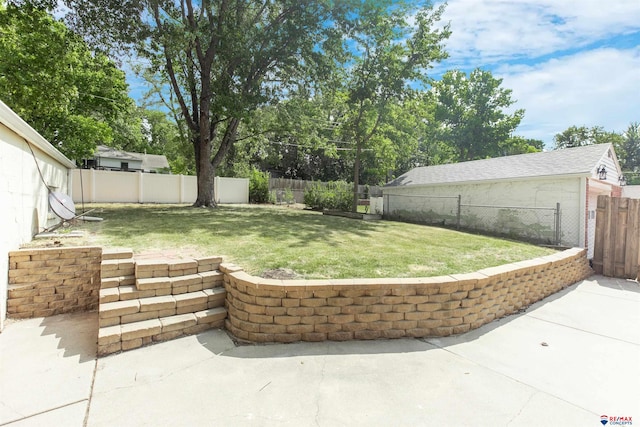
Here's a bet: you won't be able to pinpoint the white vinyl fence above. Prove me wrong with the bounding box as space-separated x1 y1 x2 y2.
72 169 248 204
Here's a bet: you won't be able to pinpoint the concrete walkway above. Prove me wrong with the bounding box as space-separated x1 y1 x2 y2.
1 275 638 426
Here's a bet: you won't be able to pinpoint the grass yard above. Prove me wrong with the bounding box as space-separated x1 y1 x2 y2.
73 203 557 279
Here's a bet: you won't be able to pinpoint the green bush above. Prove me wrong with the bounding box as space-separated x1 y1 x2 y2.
283 188 295 204
303 180 352 211
249 169 270 204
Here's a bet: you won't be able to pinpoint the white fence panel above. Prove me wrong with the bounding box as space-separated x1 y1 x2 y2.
72 169 247 204
143 173 182 203
215 177 249 204
94 170 138 202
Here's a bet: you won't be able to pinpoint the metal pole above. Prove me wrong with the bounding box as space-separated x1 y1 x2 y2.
555 202 561 245
457 195 461 229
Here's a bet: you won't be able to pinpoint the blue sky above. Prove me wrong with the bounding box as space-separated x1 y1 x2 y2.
125 0 640 148
432 0 640 147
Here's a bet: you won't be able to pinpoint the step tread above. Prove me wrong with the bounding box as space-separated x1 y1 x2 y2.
102 248 134 260
98 307 228 354
99 289 227 324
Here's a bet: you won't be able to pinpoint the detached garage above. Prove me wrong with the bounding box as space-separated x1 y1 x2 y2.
383 144 623 258
0 100 76 329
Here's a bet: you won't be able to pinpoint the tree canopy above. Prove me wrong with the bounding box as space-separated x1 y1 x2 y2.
553 125 623 150
0 3 141 161
431 68 525 162
47 0 350 206
331 1 450 210
3 0 547 199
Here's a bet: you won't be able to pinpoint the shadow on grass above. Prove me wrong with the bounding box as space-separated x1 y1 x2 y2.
88 205 382 250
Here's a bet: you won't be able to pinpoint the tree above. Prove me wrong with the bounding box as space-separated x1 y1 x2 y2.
140 109 194 174
432 68 524 162
51 0 349 207
619 122 640 184
333 1 450 210
553 125 623 150
0 3 141 161
501 136 544 156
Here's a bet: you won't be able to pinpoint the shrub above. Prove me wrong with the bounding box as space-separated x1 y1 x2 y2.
249 168 270 204
303 180 353 211
283 188 295 204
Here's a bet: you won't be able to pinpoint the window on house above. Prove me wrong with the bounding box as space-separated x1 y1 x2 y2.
121 162 129 171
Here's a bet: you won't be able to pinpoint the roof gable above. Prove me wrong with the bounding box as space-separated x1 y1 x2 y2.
386 144 617 187
141 153 170 171
94 145 170 171
95 145 142 162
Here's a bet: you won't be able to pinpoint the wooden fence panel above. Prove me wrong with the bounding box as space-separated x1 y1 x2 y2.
593 195 640 279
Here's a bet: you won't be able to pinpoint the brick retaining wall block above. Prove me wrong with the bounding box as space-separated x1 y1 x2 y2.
223 248 592 343
7 247 102 318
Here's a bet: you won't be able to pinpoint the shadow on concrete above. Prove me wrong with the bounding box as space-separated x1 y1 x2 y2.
39 311 98 363
594 276 640 293
195 274 640 359
195 281 588 359
196 328 435 359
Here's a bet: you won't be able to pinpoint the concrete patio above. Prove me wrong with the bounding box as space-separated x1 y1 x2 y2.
1 275 638 426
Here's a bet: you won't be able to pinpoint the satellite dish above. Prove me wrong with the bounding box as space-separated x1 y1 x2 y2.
48 191 76 221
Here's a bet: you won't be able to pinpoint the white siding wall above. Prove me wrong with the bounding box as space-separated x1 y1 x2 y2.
384 176 583 247
98 157 143 170
0 123 70 328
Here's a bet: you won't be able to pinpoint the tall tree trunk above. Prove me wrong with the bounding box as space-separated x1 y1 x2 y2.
352 141 362 213
194 137 215 207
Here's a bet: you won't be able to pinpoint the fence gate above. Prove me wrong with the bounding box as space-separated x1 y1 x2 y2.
593 195 640 279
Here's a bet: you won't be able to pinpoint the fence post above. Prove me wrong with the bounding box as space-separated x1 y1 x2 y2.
383 194 389 218
137 171 144 203
555 202 561 245
456 195 461 229
90 168 96 203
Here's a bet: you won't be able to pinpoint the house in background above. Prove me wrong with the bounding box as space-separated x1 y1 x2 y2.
383 144 624 259
83 145 170 173
0 100 76 330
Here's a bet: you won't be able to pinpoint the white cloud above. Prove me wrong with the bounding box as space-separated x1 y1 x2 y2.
438 0 640 64
431 0 640 145
497 47 640 144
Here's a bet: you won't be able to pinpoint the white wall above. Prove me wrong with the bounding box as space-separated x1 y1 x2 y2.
214 177 249 204
623 185 640 199
370 197 384 215
72 169 247 204
383 176 583 247
0 111 73 329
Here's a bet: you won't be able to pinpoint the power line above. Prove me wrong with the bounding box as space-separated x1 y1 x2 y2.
268 140 371 151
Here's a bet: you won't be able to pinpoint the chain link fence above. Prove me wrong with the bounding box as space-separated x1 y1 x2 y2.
384 194 562 245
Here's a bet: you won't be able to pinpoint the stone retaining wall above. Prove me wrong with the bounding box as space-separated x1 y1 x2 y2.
223 248 592 343
7 247 102 318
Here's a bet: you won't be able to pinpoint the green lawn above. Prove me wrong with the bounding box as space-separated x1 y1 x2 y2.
74 204 557 279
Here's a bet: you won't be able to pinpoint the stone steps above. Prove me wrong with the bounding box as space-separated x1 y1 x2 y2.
97 250 227 356
98 307 227 355
99 288 226 327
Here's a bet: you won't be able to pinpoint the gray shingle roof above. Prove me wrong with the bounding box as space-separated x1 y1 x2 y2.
95 145 142 162
141 153 170 171
95 145 170 171
385 144 613 187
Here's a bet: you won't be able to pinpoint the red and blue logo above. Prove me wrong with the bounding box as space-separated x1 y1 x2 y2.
601 415 633 426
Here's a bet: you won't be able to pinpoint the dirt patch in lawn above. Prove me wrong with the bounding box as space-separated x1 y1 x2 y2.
260 268 299 279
